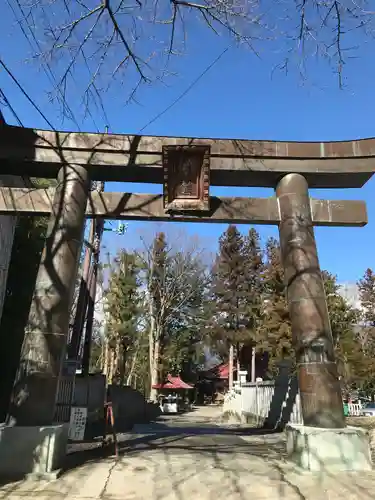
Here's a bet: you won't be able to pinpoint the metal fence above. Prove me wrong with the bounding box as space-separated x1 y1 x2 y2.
55 374 106 440
55 376 75 423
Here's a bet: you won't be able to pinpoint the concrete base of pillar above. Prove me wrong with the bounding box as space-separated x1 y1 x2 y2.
0 423 69 479
286 423 372 472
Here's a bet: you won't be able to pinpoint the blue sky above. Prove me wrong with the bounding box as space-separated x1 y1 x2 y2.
1 2 375 283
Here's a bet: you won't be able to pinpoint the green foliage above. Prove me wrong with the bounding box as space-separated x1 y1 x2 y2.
323 271 365 390
209 226 248 348
103 234 208 389
99 226 375 394
356 268 375 392
257 237 291 374
105 251 141 345
207 230 370 390
146 233 208 381
104 250 142 383
242 228 264 335
148 232 168 320
323 271 360 345
358 268 375 327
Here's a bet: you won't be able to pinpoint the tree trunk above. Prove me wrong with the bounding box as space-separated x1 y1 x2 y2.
236 342 240 378
102 338 108 378
126 342 140 386
114 338 120 383
149 337 160 402
251 346 256 382
148 297 155 399
108 349 114 385
119 341 127 385
228 344 234 391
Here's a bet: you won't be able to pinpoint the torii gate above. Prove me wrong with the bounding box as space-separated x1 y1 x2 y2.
0 125 372 474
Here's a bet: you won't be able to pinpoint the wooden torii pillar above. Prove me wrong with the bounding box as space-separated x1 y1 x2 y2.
0 126 373 431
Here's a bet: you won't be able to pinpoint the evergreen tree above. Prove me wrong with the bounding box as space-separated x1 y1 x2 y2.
358 268 375 327
356 268 375 391
260 237 292 374
322 271 366 391
239 228 264 380
357 268 375 356
105 250 141 384
242 228 264 336
147 232 168 400
209 225 249 385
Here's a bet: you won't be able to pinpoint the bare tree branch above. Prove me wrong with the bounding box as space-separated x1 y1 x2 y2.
9 0 375 118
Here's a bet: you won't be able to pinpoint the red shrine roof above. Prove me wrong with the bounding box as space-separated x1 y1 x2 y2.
152 374 194 390
204 363 237 380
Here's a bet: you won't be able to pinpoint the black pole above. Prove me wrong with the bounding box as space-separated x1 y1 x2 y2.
81 215 105 374
68 220 95 361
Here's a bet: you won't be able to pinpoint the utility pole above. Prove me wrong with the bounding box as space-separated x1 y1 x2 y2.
81 213 104 374
67 221 95 362
80 126 127 375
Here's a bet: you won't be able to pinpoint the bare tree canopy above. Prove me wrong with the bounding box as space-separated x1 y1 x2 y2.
8 0 375 119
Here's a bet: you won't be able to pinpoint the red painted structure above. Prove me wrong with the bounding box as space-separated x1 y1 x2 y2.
152 374 194 390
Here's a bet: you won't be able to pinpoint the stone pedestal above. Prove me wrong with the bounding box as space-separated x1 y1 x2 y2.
286 423 372 472
0 423 69 479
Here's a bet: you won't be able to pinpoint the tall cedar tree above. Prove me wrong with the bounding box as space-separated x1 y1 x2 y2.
148 232 168 399
261 241 366 385
105 251 141 384
209 226 248 371
261 237 292 374
242 228 264 339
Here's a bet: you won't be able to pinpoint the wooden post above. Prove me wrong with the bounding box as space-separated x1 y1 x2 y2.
8 165 90 426
276 173 345 428
228 344 234 391
251 347 256 383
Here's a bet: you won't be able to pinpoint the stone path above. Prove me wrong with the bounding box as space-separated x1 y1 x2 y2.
1 406 375 499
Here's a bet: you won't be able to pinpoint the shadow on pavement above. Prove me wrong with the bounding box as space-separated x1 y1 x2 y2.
62 419 282 475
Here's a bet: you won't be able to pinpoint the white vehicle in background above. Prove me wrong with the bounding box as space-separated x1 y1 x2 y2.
362 403 375 417
159 394 179 414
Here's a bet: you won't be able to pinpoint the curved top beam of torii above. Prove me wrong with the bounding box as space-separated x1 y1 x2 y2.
1 125 375 189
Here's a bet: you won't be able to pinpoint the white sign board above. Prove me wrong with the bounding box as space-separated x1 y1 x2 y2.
68 406 87 441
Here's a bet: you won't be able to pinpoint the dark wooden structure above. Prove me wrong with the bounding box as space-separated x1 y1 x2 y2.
0 124 374 429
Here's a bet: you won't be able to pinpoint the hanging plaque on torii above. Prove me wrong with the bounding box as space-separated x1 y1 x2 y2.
162 145 210 212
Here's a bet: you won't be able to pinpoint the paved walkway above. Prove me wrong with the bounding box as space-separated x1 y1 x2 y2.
1 406 375 499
